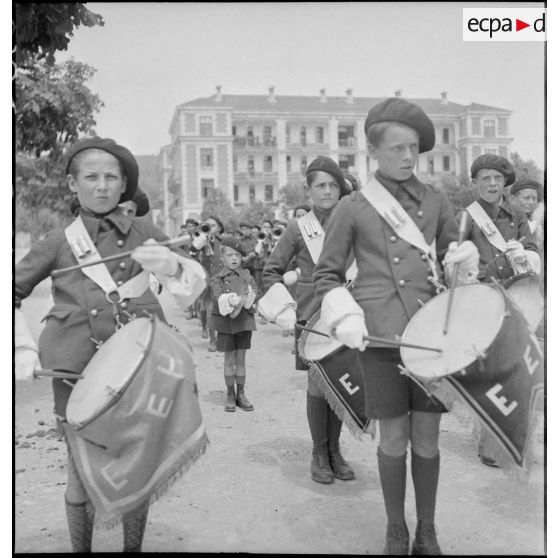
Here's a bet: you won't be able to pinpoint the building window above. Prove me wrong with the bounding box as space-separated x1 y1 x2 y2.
471 117 481 135
315 126 324 144
200 148 213 169
484 148 497 155
249 184 256 202
233 155 237 172
427 156 434 176
199 116 213 136
442 127 450 144
300 155 307 173
248 155 255 176
286 125 291 144
263 124 273 145
339 154 355 171
498 146 508 158
300 126 307 146
338 125 355 147
443 156 450 172
246 125 254 146
201 178 214 200
286 155 291 173
233 183 239 202
498 118 508 136
264 155 273 172
472 145 482 160
483 120 496 138
264 184 274 202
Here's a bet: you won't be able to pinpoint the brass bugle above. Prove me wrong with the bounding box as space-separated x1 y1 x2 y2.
257 231 268 241
50 234 192 277
272 226 284 239
194 221 212 236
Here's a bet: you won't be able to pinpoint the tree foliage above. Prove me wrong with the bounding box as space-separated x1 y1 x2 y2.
200 187 239 231
510 152 544 184
276 181 309 220
441 173 476 215
15 3 104 67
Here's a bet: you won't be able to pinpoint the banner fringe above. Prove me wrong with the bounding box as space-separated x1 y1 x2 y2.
93 431 210 530
308 363 376 441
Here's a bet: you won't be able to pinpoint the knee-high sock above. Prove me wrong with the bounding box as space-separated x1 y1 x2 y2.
306 393 329 447
123 502 149 553
377 447 407 524
65 497 94 553
326 404 343 449
411 450 440 524
200 310 207 329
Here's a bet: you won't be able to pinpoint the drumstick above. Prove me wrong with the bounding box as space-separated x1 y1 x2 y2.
295 324 442 353
33 370 83 380
442 212 469 335
51 234 192 277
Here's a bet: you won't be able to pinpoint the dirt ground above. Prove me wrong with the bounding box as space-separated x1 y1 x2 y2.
14 279 545 555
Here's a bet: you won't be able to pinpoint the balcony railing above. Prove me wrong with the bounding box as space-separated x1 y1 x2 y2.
233 135 277 147
338 137 356 147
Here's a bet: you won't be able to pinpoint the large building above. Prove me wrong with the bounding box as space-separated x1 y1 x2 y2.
158 87 512 233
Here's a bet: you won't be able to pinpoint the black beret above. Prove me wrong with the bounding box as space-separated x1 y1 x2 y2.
510 177 542 199
470 154 515 186
65 137 139 203
305 156 351 198
220 236 246 257
239 221 252 228
184 217 200 227
207 215 225 234
364 98 435 153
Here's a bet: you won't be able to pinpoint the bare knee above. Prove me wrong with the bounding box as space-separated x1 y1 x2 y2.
379 416 410 456
410 412 441 457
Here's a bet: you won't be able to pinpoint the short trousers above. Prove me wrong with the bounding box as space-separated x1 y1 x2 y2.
358 348 447 420
216 330 252 352
52 374 80 436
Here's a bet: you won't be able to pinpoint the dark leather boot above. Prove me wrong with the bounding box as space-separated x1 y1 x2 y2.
328 440 355 480
411 521 442 555
225 385 236 412
236 385 254 411
384 522 409 555
311 441 334 484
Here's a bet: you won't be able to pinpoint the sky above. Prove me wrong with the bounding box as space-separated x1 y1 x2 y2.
54 1 546 168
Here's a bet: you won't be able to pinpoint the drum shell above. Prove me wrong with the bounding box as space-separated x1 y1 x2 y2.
295 320 309 370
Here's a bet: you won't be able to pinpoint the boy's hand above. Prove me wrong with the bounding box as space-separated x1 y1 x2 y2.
275 307 296 332
229 293 242 307
333 314 368 351
191 233 208 250
131 239 179 276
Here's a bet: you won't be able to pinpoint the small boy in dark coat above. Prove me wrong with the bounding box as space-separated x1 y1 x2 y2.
209 237 257 412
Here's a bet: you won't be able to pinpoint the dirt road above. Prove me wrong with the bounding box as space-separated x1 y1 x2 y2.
14 283 545 554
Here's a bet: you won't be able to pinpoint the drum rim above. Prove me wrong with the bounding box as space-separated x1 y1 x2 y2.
298 310 344 365
66 316 156 430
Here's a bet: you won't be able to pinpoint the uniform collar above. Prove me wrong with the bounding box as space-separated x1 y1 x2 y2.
375 171 425 202
79 206 133 235
312 204 335 225
218 267 242 278
477 195 514 219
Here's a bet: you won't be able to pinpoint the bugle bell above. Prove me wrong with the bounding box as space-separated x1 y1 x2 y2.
272 226 284 239
194 221 212 236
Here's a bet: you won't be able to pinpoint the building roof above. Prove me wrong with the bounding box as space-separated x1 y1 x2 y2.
467 102 511 113
179 94 509 115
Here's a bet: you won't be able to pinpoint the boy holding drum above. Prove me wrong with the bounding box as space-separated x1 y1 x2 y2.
15 137 206 552
313 99 479 554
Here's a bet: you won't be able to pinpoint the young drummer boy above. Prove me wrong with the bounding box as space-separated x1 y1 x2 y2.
209 237 257 412
15 137 206 553
313 99 479 554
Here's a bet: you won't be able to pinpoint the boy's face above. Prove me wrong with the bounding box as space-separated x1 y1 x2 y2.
512 188 538 217
262 222 272 234
294 208 308 218
240 226 251 237
68 149 127 214
306 170 340 210
186 222 197 234
206 218 221 235
221 246 242 270
368 124 419 182
251 227 260 238
473 168 506 205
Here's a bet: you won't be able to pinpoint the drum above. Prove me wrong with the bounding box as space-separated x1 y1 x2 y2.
503 272 544 332
298 310 374 437
400 283 543 467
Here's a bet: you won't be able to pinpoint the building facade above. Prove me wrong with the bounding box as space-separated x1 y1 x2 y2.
158 87 513 233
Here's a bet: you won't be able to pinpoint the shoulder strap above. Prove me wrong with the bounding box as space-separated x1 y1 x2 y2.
466 201 508 252
296 210 324 265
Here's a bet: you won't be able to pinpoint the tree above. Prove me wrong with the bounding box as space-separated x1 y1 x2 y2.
441 173 476 215
15 3 104 67
238 200 275 227
200 187 238 231
510 152 544 184
277 181 309 220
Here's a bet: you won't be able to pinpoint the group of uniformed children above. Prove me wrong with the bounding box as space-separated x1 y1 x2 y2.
15 95 543 554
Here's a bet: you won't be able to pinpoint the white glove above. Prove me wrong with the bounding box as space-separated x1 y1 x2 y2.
282 268 300 286
131 239 179 276
229 293 241 307
15 348 41 381
255 240 264 256
275 307 297 332
505 239 527 264
244 285 257 309
333 314 368 351
444 240 479 284
191 233 208 250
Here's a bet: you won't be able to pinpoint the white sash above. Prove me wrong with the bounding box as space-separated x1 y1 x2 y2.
360 175 439 281
466 201 508 252
65 216 149 299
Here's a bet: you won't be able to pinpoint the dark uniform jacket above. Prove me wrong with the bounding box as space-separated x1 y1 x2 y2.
190 235 222 306
460 195 538 282
208 267 257 333
15 207 192 374
238 236 257 271
313 172 458 345
263 205 334 321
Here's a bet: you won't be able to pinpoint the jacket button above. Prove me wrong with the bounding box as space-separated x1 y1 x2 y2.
120 301 128 309
417 210 424 218
398 279 406 287
421 254 427 261
117 280 124 286
393 257 400 264
119 262 127 269
510 222 514 227
90 309 98 317
390 235 397 243
117 240 125 247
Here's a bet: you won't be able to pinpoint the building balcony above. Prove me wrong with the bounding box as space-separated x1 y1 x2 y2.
338 137 357 147
233 135 277 148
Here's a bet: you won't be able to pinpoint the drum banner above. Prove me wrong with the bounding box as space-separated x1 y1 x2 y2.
64 320 209 528
429 328 543 476
306 348 376 440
